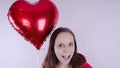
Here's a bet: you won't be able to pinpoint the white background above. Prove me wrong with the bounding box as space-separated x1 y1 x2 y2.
0 0 120 68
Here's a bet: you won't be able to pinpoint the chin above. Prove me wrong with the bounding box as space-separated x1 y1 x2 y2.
61 60 71 64
62 62 69 65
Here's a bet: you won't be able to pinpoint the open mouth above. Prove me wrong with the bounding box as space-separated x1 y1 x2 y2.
62 55 71 61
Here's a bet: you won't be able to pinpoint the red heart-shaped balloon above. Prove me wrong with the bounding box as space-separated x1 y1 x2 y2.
7 0 58 50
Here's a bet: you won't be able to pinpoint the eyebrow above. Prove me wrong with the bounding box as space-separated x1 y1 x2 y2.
56 42 74 46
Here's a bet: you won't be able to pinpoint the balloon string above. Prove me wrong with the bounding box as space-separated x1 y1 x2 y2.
36 50 40 68
37 53 39 68
36 48 45 68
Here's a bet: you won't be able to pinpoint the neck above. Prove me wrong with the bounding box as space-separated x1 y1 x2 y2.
56 63 71 68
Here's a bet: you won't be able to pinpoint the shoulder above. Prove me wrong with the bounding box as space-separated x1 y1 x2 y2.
80 62 92 68
76 53 92 68
75 53 86 65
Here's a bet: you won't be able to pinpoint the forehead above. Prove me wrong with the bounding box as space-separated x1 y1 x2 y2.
55 32 74 43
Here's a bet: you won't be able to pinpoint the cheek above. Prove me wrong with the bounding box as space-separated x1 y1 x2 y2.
71 48 75 53
70 46 75 52
54 47 62 56
71 47 75 57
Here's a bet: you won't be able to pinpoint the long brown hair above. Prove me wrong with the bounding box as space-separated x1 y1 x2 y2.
43 27 85 68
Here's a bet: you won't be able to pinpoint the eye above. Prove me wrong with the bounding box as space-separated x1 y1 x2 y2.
58 43 63 47
69 42 73 46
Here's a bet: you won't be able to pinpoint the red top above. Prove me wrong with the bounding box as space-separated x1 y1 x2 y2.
76 53 92 68
79 62 92 68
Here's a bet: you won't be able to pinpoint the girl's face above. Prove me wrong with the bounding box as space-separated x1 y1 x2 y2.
54 32 75 64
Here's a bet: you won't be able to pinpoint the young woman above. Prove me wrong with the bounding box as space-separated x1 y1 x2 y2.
43 27 92 68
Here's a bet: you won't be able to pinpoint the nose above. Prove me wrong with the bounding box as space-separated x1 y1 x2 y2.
63 46 69 53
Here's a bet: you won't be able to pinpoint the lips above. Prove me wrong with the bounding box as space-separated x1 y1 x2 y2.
62 55 71 61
